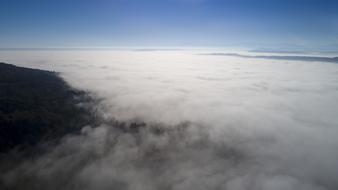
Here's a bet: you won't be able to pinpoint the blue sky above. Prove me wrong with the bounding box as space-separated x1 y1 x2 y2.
0 0 337 49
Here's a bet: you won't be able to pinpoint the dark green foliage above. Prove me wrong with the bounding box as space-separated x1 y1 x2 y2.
0 63 94 152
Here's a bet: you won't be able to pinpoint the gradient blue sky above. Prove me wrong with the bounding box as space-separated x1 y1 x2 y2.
0 0 337 49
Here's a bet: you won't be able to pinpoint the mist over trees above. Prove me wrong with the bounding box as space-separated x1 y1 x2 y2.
0 62 95 152
1 49 338 190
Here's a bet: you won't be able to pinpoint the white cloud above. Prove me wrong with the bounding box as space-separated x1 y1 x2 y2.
1 49 338 190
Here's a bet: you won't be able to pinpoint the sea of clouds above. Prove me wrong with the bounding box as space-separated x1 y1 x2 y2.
1 49 338 190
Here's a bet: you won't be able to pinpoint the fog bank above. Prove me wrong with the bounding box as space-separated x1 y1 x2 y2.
1 50 338 190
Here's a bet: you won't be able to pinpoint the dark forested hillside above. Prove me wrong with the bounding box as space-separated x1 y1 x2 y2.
0 62 95 153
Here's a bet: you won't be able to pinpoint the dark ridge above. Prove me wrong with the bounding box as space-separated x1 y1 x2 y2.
250 49 338 54
0 62 165 155
203 53 338 63
0 62 97 153
249 49 307 54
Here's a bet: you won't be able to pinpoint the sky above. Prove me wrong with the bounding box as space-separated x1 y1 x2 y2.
0 0 338 50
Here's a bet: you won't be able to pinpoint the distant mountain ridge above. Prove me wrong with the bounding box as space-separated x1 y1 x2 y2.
204 53 338 63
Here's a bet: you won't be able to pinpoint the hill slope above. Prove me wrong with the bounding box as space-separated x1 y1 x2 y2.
0 62 94 153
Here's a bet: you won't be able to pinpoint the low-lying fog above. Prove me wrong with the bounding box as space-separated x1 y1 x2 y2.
1 49 338 190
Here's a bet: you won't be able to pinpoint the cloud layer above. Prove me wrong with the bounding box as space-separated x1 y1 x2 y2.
1 50 338 190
